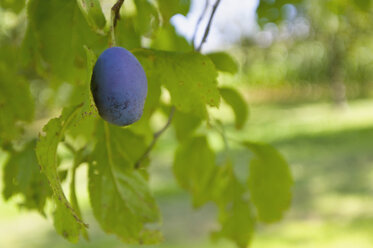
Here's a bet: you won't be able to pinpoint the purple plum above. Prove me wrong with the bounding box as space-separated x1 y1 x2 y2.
91 47 147 126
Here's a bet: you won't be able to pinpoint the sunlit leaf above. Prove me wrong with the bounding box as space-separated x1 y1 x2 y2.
173 136 216 206
207 52 239 74
0 66 34 144
213 192 255 248
219 87 248 129
209 162 256 247
0 0 25 13
69 148 90 240
157 0 191 20
172 110 202 141
0 42 34 144
24 0 106 83
36 105 88 242
65 46 99 145
353 0 372 10
134 0 159 36
89 121 162 244
53 197 83 243
245 142 293 222
2 140 51 214
134 49 220 118
116 17 142 50
151 23 191 52
77 0 106 31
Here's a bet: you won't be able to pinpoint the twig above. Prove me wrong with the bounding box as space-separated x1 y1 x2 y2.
112 0 125 28
192 0 210 49
196 0 221 52
110 0 125 46
135 106 175 169
134 0 222 169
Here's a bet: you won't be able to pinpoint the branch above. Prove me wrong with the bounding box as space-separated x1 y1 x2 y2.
111 0 125 28
110 0 125 46
134 0 222 169
196 0 221 52
192 0 209 49
135 106 175 169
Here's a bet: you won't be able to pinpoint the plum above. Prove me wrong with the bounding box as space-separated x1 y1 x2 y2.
91 47 147 126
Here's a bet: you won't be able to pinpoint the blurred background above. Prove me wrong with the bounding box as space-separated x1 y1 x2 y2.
2 0 373 247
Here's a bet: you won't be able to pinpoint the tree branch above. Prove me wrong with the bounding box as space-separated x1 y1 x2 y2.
196 0 221 52
135 106 175 169
110 0 125 46
111 0 125 28
192 0 209 49
134 0 222 169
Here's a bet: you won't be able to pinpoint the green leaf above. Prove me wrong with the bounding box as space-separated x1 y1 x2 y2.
151 23 191 52
172 110 202 141
209 162 241 206
36 105 87 242
353 0 372 10
134 0 159 36
89 122 161 244
213 196 255 248
245 142 293 223
53 197 83 243
77 0 106 31
0 61 34 144
0 0 25 13
157 0 191 20
219 87 248 129
207 52 239 74
127 73 161 139
24 0 106 83
116 17 142 50
133 49 220 118
127 47 162 138
173 136 216 207
69 148 90 240
65 46 98 144
209 163 256 247
2 140 51 213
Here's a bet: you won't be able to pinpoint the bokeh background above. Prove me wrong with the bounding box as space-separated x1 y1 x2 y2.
2 0 373 247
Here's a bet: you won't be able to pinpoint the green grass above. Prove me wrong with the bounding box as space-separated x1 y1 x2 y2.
2 98 373 247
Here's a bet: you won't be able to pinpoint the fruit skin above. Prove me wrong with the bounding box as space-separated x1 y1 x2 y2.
91 47 148 126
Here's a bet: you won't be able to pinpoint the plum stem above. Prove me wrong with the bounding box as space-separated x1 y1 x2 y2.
196 0 221 52
134 0 222 169
112 0 125 28
110 0 125 46
134 106 175 169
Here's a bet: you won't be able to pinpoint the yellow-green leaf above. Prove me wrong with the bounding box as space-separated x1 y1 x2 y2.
245 142 293 223
207 52 239 74
219 87 248 129
2 140 51 213
36 105 87 242
173 136 216 207
134 49 220 118
78 0 106 31
89 122 162 244
156 0 191 20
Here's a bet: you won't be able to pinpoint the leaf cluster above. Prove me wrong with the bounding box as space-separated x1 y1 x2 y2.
0 0 293 247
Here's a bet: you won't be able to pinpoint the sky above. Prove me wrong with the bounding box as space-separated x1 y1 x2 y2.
172 0 259 52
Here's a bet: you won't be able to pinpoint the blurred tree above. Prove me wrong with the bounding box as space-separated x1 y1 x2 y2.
252 0 373 105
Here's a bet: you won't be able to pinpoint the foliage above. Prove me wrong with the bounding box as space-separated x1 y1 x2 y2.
0 0 293 247
249 0 373 99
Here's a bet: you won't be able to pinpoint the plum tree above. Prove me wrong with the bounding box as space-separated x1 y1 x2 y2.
91 47 148 126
